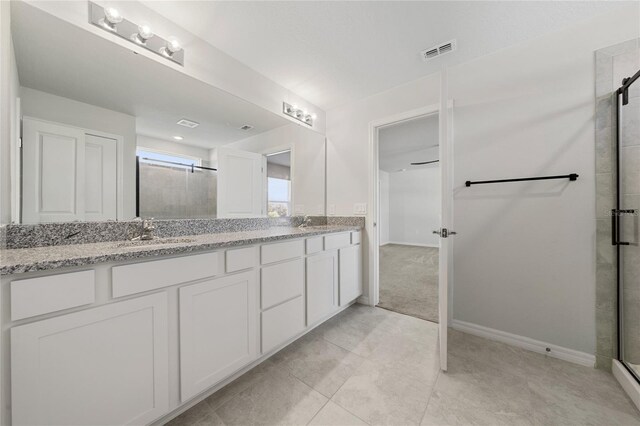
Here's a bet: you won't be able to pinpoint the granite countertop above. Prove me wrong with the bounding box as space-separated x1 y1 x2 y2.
0 225 361 275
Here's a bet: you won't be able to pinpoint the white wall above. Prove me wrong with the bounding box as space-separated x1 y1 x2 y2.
20 87 137 219
27 1 326 134
388 168 440 247
326 4 640 355
225 124 326 215
379 170 390 245
137 135 210 163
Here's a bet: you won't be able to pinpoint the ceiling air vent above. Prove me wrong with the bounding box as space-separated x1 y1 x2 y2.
421 39 457 62
176 118 200 128
239 125 254 131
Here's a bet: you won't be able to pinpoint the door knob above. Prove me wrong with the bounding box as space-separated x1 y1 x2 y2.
433 228 457 238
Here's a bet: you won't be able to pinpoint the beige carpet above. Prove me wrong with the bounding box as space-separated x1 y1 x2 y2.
378 244 439 323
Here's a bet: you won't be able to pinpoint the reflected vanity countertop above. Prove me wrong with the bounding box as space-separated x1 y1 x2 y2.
0 225 362 275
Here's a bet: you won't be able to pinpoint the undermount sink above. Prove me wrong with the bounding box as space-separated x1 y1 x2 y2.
115 238 196 249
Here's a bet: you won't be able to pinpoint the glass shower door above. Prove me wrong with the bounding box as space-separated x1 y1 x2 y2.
617 68 640 379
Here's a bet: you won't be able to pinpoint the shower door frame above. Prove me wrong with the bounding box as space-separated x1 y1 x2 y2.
615 68 640 382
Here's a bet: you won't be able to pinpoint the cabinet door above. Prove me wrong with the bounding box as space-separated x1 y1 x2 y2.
306 251 338 325
11 293 169 426
339 245 362 306
179 271 258 401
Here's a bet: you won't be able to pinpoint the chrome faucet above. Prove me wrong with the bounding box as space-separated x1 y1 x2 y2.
299 215 312 228
132 218 156 241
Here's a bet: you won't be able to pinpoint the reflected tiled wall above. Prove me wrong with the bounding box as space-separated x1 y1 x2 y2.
595 39 640 370
139 163 217 219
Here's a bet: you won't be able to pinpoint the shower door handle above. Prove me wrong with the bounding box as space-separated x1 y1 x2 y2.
612 209 636 246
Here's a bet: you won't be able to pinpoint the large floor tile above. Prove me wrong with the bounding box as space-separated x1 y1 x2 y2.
308 401 369 426
205 359 282 410
367 332 439 384
166 401 219 426
215 367 327 426
421 390 533 426
272 333 365 397
331 360 433 426
315 314 392 357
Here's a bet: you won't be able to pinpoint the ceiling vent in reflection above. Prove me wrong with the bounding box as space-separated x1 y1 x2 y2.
176 118 200 128
239 125 254 131
421 39 457 62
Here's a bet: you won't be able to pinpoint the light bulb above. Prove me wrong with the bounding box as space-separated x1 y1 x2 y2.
104 7 123 25
135 24 154 43
167 39 181 53
310 113 317 120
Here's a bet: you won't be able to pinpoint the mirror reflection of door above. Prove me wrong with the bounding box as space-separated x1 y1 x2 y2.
266 150 292 217
22 117 119 224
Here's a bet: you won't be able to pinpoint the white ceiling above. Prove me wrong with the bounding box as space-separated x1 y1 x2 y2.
12 1 289 149
379 114 439 173
142 1 625 110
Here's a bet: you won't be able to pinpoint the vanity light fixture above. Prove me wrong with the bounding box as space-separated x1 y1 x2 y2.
283 102 314 126
89 1 185 66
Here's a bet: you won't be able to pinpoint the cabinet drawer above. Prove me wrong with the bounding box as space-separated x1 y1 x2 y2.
306 237 324 254
261 259 303 310
261 240 303 265
324 233 351 250
226 246 258 273
261 296 304 353
112 252 219 298
11 270 95 321
351 231 361 245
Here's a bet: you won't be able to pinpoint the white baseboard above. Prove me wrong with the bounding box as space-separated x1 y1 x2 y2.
384 241 440 248
613 360 640 412
451 320 595 367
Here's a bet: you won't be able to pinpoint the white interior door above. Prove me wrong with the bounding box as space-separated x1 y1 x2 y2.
436 70 454 372
84 134 117 221
22 118 86 224
217 147 264 218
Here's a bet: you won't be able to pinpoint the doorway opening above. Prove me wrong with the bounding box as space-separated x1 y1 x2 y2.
377 114 440 322
265 150 292 217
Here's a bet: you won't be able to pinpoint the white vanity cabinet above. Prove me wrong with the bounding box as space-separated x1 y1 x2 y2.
306 251 339 325
179 271 258 401
11 293 169 426
339 244 363 306
3 230 362 426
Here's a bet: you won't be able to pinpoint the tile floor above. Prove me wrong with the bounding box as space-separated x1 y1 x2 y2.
378 245 439 322
166 305 640 426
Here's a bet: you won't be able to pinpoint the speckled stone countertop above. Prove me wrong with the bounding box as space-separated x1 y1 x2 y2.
0 225 361 275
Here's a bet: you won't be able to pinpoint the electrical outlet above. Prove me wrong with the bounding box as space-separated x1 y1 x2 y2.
294 204 305 215
354 203 367 215
328 204 336 215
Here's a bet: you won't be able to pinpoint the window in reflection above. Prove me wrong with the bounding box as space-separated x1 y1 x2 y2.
266 151 292 217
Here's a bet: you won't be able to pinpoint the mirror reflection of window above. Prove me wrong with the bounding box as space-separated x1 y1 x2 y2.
266 151 292 217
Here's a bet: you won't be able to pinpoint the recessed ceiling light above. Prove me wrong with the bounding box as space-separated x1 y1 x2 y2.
239 125 254 131
173 136 183 140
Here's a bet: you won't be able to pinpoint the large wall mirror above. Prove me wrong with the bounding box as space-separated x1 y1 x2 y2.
9 2 326 224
